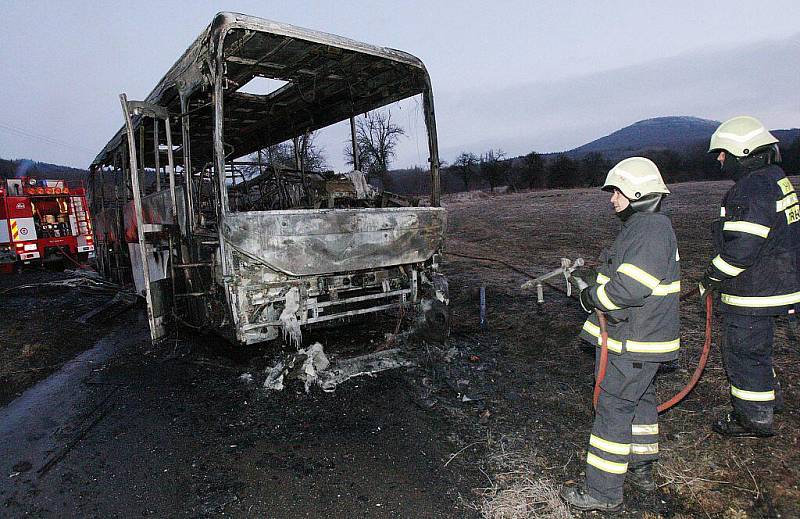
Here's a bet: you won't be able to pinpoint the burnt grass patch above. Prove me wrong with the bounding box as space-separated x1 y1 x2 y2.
0 269 112 405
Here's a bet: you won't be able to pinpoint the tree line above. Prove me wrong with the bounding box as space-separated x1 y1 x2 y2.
0 158 88 182
387 136 800 196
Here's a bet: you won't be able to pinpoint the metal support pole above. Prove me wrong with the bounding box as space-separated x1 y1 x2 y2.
139 124 146 193
350 116 360 171
422 88 441 207
293 136 301 170
210 58 236 327
120 93 157 341
164 116 177 222
179 95 194 233
154 119 161 191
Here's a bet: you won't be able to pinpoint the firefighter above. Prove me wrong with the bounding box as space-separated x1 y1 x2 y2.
561 157 680 511
702 116 800 437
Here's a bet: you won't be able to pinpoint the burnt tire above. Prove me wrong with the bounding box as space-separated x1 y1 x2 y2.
416 298 450 344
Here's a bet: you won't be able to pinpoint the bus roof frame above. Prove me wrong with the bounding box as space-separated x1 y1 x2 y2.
91 11 441 179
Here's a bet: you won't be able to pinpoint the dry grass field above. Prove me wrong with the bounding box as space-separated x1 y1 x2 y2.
442 178 800 518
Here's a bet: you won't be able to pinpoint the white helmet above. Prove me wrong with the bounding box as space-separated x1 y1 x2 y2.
709 116 778 158
602 157 669 200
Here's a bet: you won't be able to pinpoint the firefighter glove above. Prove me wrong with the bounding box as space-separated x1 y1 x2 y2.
701 268 723 294
571 267 599 289
579 288 596 313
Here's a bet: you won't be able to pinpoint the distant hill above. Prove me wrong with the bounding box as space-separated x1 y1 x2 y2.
0 157 89 182
565 116 718 159
553 116 800 162
389 116 800 195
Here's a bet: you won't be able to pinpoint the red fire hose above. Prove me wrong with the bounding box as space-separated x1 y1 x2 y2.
593 292 713 413
55 246 90 270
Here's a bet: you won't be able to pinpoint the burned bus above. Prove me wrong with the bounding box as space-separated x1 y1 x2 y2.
88 12 448 345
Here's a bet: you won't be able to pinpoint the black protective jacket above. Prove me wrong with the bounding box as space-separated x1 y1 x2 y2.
579 211 681 362
707 165 800 316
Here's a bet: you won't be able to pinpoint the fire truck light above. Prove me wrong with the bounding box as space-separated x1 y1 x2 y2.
36 187 44 194
15 243 24 249
23 244 37 252
55 188 62 194
26 188 35 195
63 187 70 194
28 178 37 186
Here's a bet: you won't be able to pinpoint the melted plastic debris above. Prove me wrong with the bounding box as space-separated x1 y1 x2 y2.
260 344 413 393
297 342 330 393
279 287 302 348
318 348 414 392
263 360 286 391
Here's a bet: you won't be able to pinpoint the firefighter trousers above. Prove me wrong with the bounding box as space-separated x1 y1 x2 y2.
585 352 661 503
721 313 784 431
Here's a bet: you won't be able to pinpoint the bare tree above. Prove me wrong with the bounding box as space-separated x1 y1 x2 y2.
344 109 405 186
244 132 327 180
480 149 507 192
453 152 479 192
296 132 328 172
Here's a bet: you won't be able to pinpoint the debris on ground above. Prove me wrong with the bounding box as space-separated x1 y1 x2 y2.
261 343 413 393
295 342 330 392
76 291 138 324
263 360 286 391
318 348 414 392
443 346 460 363
262 342 329 393
238 373 253 384
0 269 120 295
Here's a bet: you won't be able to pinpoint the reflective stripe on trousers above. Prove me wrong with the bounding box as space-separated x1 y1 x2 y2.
721 313 779 428
585 352 660 503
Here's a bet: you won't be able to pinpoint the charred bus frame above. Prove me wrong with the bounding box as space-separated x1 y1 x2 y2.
88 13 448 345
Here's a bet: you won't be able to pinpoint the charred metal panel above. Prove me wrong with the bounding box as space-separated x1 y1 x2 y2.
140 186 186 230
95 185 185 247
222 207 445 276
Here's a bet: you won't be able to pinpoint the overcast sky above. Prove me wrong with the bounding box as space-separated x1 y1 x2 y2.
1 0 798 170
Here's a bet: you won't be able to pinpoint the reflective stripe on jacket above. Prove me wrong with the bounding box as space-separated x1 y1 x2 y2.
709 165 800 316
579 211 681 362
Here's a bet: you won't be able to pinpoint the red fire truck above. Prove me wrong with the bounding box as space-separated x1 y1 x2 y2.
0 177 94 273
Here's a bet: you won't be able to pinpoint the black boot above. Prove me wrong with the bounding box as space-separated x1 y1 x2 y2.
560 484 622 512
712 412 774 438
627 462 656 491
